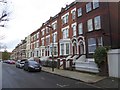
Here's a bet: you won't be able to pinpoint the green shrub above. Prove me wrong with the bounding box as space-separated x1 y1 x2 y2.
93 46 108 68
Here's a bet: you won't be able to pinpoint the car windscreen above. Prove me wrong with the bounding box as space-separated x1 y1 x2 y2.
20 61 25 64
29 61 39 65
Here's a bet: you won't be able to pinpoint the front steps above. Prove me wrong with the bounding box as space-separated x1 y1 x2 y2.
75 59 99 73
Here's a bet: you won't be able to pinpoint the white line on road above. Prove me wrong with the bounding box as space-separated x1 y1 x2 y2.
56 84 69 87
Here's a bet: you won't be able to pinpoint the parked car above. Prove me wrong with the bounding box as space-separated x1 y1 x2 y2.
9 60 16 64
4 60 15 64
16 59 27 68
23 59 42 72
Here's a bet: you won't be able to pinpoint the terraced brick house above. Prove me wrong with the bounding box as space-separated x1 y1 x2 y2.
11 1 119 74
30 29 40 58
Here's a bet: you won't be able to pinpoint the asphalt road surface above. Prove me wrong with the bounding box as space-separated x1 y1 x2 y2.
2 63 102 89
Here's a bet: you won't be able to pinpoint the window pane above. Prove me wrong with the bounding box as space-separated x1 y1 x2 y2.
72 25 76 36
66 43 69 54
87 19 93 31
66 15 68 23
61 44 64 55
86 2 92 13
78 23 83 34
98 37 103 46
78 8 82 17
93 0 99 9
88 38 96 53
72 11 76 19
54 46 57 55
94 16 101 30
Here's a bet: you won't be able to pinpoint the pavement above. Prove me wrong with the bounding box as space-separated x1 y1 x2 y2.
42 66 120 89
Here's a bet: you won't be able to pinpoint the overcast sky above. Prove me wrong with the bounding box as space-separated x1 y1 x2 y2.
0 0 74 52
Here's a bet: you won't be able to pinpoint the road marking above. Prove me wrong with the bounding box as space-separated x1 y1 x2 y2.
41 77 45 80
56 84 69 87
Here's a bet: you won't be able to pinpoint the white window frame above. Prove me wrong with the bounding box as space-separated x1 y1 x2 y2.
41 38 44 46
53 46 58 56
52 32 57 43
66 43 70 55
78 8 82 17
94 16 101 30
72 10 76 20
37 32 39 39
62 26 69 39
36 40 39 48
87 19 93 32
46 35 50 45
71 22 77 36
78 23 83 34
98 37 103 47
88 38 96 53
60 43 64 55
61 12 69 25
93 0 99 9
86 2 92 13
52 21 57 30
41 29 45 36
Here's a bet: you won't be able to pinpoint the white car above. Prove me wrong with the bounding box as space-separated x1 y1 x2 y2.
16 59 27 68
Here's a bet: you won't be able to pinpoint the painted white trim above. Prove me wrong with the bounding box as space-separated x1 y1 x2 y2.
61 12 69 19
41 28 45 32
41 37 45 40
59 42 71 56
46 35 50 38
71 8 76 13
52 31 57 35
51 20 57 25
71 22 77 27
61 25 69 32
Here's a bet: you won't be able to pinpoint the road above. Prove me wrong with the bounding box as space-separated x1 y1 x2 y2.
2 63 101 88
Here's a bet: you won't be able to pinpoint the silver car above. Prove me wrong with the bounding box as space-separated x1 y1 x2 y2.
16 59 27 68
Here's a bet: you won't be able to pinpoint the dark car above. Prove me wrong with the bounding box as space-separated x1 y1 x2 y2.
16 59 27 68
23 60 42 72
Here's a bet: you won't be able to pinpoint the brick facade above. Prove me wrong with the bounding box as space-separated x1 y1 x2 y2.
11 1 119 60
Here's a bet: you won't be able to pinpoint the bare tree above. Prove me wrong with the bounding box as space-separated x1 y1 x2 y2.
0 0 10 27
0 0 11 50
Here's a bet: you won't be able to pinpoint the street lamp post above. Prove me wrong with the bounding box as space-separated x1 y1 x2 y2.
47 25 54 72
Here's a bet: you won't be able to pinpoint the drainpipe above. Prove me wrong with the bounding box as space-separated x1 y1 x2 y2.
107 2 112 48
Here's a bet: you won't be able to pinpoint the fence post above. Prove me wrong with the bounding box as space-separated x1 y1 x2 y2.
69 59 73 71
57 58 60 69
63 58 66 70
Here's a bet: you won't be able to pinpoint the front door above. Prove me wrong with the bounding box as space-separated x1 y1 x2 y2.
79 41 84 54
73 43 77 55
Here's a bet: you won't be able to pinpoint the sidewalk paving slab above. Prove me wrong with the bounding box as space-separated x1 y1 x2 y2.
42 67 120 89
42 67 106 83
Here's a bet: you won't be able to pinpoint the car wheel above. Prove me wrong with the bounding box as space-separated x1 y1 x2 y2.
38 68 41 72
27 68 30 72
23 67 26 71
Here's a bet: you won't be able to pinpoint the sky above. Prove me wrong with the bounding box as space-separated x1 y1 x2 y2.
0 0 74 52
